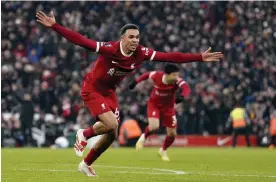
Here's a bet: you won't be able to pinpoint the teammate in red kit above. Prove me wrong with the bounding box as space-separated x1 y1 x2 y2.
128 64 190 161
36 11 223 177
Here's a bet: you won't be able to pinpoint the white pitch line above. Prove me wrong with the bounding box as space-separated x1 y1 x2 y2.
109 171 182 175
193 172 276 178
19 169 76 172
93 164 186 174
20 163 185 174
16 165 276 178
17 168 182 175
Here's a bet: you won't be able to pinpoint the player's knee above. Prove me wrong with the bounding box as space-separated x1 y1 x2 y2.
167 130 177 137
107 120 118 132
149 123 159 131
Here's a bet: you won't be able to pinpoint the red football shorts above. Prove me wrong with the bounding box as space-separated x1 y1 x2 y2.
81 77 120 123
147 100 177 128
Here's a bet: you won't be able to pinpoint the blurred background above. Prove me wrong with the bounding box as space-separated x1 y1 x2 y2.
1 1 276 148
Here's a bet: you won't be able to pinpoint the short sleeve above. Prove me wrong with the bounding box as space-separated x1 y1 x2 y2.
141 46 156 61
149 71 157 80
176 78 187 87
97 41 114 55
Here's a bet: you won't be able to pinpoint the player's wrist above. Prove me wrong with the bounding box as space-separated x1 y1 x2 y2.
199 54 204 61
51 22 58 29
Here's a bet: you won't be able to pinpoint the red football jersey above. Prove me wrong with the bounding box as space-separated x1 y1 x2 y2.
51 23 203 96
83 41 156 95
136 71 190 108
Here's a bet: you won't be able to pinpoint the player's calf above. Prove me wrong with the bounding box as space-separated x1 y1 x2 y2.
158 127 176 161
162 135 175 151
84 132 117 167
163 127 177 150
136 118 159 150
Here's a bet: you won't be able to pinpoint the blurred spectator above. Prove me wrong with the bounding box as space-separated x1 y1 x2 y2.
225 102 251 147
12 84 35 146
39 81 57 113
119 119 142 147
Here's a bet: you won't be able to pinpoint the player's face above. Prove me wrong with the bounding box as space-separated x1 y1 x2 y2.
121 29 140 52
167 72 180 83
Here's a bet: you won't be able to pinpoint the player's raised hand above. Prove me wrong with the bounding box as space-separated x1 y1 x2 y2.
202 47 223 62
36 11 56 27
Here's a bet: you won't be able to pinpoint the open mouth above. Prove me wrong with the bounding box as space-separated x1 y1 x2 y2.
131 45 137 49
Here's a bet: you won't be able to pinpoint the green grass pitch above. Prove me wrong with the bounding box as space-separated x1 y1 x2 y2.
2 147 276 182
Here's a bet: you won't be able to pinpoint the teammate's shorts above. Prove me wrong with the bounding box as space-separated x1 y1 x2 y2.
81 76 120 123
147 100 177 128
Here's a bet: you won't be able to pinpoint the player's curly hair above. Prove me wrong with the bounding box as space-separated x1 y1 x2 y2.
120 24 139 35
164 63 180 74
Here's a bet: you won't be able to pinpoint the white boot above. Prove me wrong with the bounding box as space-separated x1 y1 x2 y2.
136 133 145 150
74 129 87 157
78 160 98 177
158 148 170 161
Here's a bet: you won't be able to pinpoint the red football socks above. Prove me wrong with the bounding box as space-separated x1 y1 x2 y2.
83 126 95 139
84 148 103 166
144 126 152 139
162 136 175 150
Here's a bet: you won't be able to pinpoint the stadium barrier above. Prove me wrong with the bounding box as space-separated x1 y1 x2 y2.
144 135 257 147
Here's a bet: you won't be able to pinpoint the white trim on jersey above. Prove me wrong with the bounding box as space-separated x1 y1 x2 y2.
120 41 133 57
162 75 168 84
176 78 183 84
150 51 156 61
178 81 186 87
149 71 156 79
96 42 100 52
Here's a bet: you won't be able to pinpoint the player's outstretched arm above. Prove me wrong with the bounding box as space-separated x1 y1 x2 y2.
152 47 223 63
128 72 152 90
175 79 191 104
36 11 97 51
179 82 191 98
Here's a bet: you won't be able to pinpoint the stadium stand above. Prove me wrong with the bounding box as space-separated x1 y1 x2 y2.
1 1 276 147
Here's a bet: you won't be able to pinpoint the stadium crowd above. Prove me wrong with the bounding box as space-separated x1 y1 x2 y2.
1 1 276 147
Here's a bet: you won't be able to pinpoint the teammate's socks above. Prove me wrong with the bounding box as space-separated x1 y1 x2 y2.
162 136 175 150
83 126 95 139
144 126 152 139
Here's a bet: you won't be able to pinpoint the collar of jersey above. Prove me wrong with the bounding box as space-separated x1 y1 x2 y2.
120 41 133 57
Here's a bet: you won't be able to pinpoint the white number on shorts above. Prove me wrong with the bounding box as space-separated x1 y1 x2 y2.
114 107 120 122
172 116 177 126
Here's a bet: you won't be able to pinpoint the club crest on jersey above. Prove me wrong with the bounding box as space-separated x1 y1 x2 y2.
141 47 149 56
101 103 106 110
